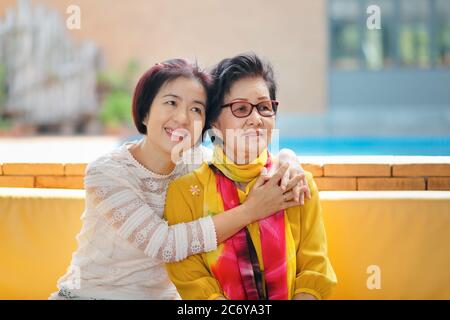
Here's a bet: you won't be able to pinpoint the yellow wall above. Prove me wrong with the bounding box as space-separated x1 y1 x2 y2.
0 188 84 299
322 191 450 300
1 188 450 300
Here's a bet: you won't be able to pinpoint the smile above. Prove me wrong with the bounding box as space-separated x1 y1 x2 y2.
164 127 188 141
242 130 263 137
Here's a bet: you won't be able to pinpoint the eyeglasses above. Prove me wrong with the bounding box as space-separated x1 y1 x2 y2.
221 100 279 118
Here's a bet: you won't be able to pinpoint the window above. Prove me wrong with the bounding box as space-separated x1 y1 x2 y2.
436 0 450 65
329 0 450 70
330 0 360 69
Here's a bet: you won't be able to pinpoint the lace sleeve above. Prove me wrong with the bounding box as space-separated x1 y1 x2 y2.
84 166 217 263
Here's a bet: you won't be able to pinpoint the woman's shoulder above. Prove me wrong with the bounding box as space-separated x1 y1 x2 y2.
304 170 316 187
84 143 152 188
165 163 214 218
164 164 212 224
170 162 212 187
86 145 128 176
285 170 318 216
303 170 319 198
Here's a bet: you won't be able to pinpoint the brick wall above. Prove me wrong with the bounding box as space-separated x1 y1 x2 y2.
1 162 449 191
0 163 86 189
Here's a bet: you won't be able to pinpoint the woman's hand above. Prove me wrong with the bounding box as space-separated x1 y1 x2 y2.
244 164 304 223
270 149 311 205
211 164 305 243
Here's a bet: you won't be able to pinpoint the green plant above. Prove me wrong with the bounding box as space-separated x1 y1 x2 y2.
0 64 6 109
98 58 140 128
0 117 11 131
99 91 132 128
98 69 124 92
0 64 10 131
98 58 141 92
123 58 140 91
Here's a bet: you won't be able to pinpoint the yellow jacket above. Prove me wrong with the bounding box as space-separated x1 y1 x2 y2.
164 163 337 300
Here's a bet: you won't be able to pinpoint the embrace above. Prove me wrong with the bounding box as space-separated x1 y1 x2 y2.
50 53 337 300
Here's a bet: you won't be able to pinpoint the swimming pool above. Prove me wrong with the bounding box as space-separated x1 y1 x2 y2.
124 135 450 156
272 136 450 156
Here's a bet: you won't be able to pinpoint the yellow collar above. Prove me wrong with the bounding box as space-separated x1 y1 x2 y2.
211 146 268 183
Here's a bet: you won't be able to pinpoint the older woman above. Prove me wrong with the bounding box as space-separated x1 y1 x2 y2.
164 54 337 300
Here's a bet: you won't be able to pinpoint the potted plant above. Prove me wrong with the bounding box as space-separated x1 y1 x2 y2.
0 64 10 136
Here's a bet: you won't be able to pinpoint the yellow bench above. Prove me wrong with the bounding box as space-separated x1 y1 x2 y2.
1 188 450 300
0 188 84 300
322 191 450 300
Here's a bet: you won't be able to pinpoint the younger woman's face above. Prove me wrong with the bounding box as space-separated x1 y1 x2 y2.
143 76 207 158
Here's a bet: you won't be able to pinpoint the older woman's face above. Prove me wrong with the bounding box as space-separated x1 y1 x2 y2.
213 76 275 163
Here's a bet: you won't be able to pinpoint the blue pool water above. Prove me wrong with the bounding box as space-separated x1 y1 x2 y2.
124 135 450 156
274 136 450 156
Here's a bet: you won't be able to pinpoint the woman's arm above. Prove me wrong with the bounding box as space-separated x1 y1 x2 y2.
85 167 216 262
212 163 304 243
199 145 311 205
164 179 223 300
85 163 301 263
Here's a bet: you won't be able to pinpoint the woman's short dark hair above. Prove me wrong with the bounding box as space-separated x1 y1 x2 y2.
206 53 277 131
132 59 211 135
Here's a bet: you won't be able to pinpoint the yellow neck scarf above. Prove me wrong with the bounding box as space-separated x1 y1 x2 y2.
211 146 269 183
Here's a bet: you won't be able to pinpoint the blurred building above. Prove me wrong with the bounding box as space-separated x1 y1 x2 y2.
0 0 102 133
0 0 449 136
326 0 450 137
0 0 329 114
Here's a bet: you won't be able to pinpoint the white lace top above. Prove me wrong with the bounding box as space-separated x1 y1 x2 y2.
50 141 216 300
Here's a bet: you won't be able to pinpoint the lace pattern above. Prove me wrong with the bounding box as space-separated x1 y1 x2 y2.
83 143 217 263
